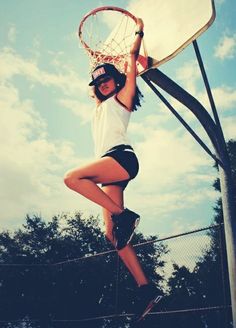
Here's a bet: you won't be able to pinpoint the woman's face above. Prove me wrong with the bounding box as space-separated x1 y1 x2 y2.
96 76 116 97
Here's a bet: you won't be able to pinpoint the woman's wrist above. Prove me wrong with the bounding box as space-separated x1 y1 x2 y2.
135 30 144 37
135 18 144 34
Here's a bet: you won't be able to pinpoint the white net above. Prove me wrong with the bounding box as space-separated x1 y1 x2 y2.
79 8 144 73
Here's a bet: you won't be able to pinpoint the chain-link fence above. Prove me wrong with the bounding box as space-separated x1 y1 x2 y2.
0 224 232 328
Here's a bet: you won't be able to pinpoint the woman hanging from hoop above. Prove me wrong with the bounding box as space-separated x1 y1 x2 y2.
64 18 161 320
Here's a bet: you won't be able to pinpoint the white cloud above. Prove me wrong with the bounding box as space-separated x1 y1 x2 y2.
0 47 93 124
129 112 170 137
124 59 234 229
7 25 17 43
129 180 217 230
214 33 236 60
0 47 87 97
135 127 210 192
211 86 236 110
196 86 236 112
215 0 225 4
196 86 236 141
0 75 96 229
29 37 41 60
125 116 216 227
175 60 201 94
0 46 101 230
221 116 236 140
58 99 92 124
166 62 236 140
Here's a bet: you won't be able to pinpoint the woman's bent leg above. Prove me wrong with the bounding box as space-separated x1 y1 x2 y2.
64 157 130 214
102 185 148 286
118 245 149 286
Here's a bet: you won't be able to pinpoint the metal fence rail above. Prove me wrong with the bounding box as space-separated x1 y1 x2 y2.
0 224 232 328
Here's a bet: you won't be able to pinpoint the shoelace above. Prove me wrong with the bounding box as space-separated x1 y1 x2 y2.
112 225 117 241
112 218 120 241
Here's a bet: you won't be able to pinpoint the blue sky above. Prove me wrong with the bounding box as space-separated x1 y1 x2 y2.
0 0 236 240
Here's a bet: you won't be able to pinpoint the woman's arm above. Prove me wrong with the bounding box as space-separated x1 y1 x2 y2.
89 86 101 106
117 18 144 111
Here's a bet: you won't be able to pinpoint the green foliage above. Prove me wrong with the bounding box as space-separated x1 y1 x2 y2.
0 212 167 328
164 139 236 328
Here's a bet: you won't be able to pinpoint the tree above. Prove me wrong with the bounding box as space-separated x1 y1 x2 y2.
0 212 168 328
165 139 236 328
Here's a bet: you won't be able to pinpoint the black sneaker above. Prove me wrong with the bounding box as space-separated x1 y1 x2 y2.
134 284 163 323
111 208 140 250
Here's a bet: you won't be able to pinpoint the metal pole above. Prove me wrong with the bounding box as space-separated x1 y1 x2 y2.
193 40 236 326
219 163 236 323
192 40 223 134
143 68 236 327
141 75 224 168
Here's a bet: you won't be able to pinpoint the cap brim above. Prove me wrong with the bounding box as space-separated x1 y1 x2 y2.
88 80 95 86
88 73 108 86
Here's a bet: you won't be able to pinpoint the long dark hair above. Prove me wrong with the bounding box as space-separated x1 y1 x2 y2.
93 65 143 111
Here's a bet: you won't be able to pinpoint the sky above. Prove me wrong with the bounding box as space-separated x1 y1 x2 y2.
0 0 236 241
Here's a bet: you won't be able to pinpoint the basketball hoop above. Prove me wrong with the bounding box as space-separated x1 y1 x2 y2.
78 6 148 74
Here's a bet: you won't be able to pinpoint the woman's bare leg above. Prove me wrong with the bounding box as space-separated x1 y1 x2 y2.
64 158 148 284
118 245 149 286
102 185 148 286
64 157 130 214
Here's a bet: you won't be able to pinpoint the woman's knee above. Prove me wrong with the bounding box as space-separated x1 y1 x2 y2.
104 229 116 247
64 169 79 189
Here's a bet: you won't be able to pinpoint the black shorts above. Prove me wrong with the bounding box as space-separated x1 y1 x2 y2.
101 144 139 190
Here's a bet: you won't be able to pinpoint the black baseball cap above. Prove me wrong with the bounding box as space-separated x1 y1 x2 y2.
88 63 120 86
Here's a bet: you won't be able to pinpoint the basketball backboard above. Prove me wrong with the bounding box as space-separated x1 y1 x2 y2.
128 0 216 70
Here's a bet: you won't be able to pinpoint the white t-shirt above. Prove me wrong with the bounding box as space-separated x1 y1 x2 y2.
92 96 131 158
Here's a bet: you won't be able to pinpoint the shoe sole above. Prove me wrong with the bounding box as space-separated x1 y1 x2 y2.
115 216 140 250
136 295 163 322
126 216 140 245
